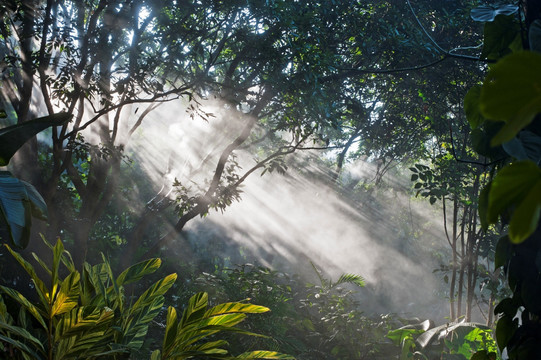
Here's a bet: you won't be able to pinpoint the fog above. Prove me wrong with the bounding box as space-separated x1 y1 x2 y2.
125 98 452 320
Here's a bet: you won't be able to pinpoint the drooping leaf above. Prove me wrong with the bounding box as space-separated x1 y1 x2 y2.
0 333 44 359
334 273 366 287
0 286 47 330
480 52 541 145
0 112 71 166
4 244 49 310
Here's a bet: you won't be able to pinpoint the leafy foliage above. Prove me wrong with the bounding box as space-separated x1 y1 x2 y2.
0 239 287 359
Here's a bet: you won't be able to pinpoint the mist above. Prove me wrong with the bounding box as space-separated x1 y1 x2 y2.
123 97 455 321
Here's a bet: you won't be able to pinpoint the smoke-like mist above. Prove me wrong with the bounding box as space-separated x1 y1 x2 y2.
125 97 452 320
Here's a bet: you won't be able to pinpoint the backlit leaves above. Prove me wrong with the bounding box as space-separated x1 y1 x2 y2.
480 52 541 146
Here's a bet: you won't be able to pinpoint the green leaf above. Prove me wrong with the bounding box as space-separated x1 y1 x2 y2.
235 351 296 359
205 302 270 318
508 180 541 243
480 52 541 145
0 286 47 330
0 321 45 352
163 306 179 352
116 258 161 286
131 273 177 311
4 244 49 310
150 350 161 360
0 333 44 359
487 161 541 224
0 113 71 166
480 15 520 61
334 273 366 287
51 270 80 316
464 85 484 129
496 315 516 352
494 236 512 269
181 292 209 327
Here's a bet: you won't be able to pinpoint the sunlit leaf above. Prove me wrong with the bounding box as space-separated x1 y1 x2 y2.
51 271 80 316
116 258 162 286
235 351 296 359
205 302 270 317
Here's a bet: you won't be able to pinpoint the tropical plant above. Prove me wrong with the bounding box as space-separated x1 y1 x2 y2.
0 238 291 359
387 320 499 360
0 113 70 248
465 2 541 359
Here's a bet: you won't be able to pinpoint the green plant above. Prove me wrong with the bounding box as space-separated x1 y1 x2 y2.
0 238 291 359
151 292 294 359
0 113 70 248
387 320 500 360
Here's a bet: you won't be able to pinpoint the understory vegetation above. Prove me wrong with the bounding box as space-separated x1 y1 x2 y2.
1 0 540 359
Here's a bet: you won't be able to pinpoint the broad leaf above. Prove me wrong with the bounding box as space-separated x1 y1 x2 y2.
487 161 541 225
471 5 518 22
0 113 70 166
480 52 541 145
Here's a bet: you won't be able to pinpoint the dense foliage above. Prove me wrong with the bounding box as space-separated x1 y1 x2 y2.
1 0 540 359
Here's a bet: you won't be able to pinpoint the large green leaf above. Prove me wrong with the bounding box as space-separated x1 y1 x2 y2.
480 52 541 145
487 161 541 243
0 112 70 166
480 15 520 61
470 5 518 22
